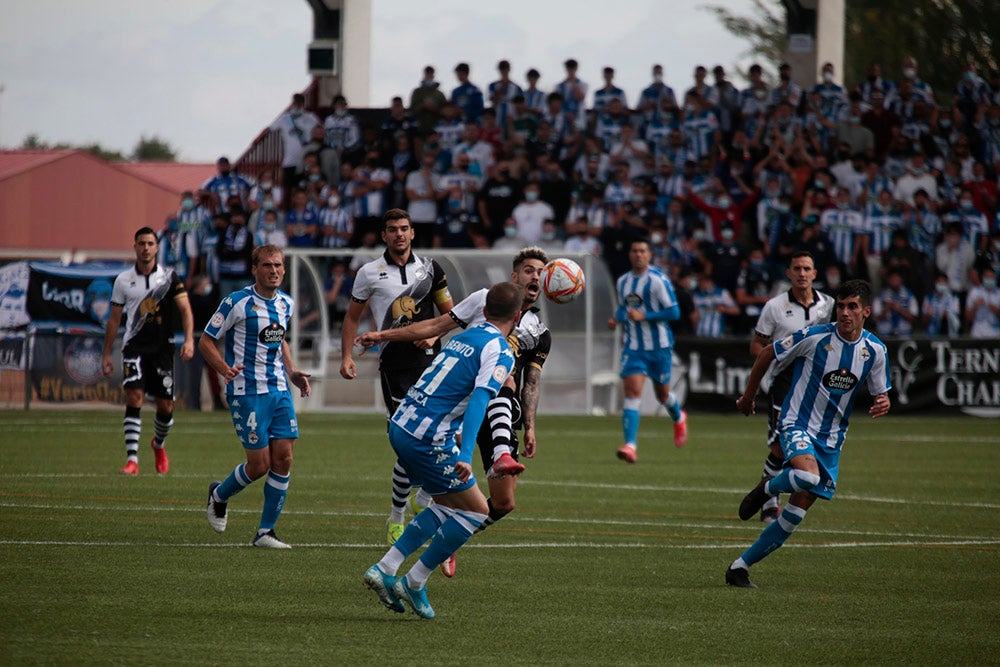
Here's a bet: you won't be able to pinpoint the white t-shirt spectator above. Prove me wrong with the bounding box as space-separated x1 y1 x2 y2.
405 170 440 223
270 112 321 169
510 199 555 244
965 284 1000 338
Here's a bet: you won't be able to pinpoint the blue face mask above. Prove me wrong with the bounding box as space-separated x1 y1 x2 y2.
525 191 539 202
181 198 194 211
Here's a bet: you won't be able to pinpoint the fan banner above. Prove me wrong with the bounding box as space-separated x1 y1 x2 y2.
26 261 129 331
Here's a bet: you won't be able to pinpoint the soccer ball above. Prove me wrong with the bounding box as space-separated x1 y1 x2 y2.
541 258 585 304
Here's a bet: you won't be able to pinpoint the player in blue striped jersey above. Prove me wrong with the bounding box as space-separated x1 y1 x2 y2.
727 280 891 588
363 282 520 619
200 245 312 549
612 238 688 463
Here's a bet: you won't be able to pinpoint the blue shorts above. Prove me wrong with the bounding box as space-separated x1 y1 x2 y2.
228 392 299 450
620 348 673 385
388 423 475 496
779 427 840 499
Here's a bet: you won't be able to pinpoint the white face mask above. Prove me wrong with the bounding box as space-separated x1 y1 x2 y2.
823 71 834 83
328 196 340 208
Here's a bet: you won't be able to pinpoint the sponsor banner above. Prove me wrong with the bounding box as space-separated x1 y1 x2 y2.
0 333 28 370
0 261 31 329
672 336 1000 417
26 261 129 332
30 333 126 404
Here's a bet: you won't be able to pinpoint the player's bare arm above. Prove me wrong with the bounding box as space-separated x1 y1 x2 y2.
520 364 542 458
357 312 457 348
175 293 195 362
413 296 454 350
339 299 366 379
282 340 312 398
101 303 124 377
737 344 776 415
198 334 244 383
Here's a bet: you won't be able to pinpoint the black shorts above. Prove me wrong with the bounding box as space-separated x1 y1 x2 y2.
380 366 425 418
122 346 175 400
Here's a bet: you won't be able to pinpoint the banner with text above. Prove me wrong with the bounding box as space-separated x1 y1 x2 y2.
26 261 129 332
671 336 1000 418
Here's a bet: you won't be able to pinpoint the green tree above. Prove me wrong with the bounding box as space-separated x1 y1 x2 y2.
132 134 177 162
19 134 125 161
705 0 1000 96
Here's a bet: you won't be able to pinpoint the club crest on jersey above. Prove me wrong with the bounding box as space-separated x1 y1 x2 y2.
415 267 428 280
859 345 871 361
259 323 286 345
823 368 859 393
625 293 643 308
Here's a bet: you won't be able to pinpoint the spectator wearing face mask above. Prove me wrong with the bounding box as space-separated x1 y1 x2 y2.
692 273 739 338
943 189 991 252
935 224 975 297
964 267 1000 338
434 185 482 249
285 189 320 248
893 152 937 206
318 193 353 249
734 248 773 335
820 188 865 277
255 209 288 249
492 218 532 252
268 93 321 195
811 62 848 116
686 178 757 244
324 95 362 158
873 268 919 336
410 65 448 136
862 189 905 290
509 182 555 245
971 230 1000 286
923 272 962 336
201 157 253 214
564 217 602 256
249 170 284 214
639 64 677 124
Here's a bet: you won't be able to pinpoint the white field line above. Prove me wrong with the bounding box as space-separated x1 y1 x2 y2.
2 473 998 509
2 501 996 543
0 539 997 550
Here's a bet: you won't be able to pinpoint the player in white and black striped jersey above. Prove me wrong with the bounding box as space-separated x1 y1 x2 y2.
101 227 194 476
340 209 454 546
749 251 834 521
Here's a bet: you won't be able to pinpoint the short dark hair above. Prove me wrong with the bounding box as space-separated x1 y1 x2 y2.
836 279 873 307
630 237 652 252
292 93 305 104
789 250 815 264
498 59 510 70
564 58 578 69
383 208 411 229
603 66 614 75
455 62 470 73
526 68 540 79
512 246 549 271
134 226 156 241
485 282 523 322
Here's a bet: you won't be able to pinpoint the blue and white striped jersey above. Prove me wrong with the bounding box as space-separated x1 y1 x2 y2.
773 323 891 450
488 79 523 130
693 286 736 338
616 267 679 351
942 210 990 251
863 206 904 257
318 205 353 249
593 86 628 113
820 208 865 265
323 113 361 153
203 286 294 397
523 87 547 115
201 173 253 212
681 111 718 159
390 322 514 443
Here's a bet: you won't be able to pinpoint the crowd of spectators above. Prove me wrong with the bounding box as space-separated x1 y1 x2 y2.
155 56 1000 340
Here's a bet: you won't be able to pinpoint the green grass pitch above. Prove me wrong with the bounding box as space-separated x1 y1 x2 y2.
1 410 997 665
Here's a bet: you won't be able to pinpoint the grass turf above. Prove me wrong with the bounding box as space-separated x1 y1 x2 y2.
1 410 997 665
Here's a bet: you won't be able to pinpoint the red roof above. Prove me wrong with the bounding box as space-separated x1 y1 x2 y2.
114 161 218 194
0 150 196 252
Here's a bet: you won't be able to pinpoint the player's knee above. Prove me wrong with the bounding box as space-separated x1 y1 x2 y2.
790 469 821 491
270 451 293 475
244 460 270 480
491 496 515 515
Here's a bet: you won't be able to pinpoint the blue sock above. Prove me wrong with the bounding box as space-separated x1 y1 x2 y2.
393 505 447 559
215 463 253 502
664 392 682 422
259 469 290 533
622 397 641 445
740 504 807 567
766 468 821 495
408 509 487 589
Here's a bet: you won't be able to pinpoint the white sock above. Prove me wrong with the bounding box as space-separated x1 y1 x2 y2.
406 561 433 589
731 557 748 570
389 507 406 524
378 547 405 576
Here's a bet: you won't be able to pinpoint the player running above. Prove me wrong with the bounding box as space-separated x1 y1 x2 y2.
748 251 833 522
727 280 891 588
102 226 194 475
610 238 687 463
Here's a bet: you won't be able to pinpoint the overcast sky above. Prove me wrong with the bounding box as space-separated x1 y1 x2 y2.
1 0 757 163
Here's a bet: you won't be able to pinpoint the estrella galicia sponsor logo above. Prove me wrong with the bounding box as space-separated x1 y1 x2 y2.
259 323 286 345
823 368 858 393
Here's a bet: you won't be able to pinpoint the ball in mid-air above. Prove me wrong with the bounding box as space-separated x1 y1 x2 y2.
541 258 585 304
